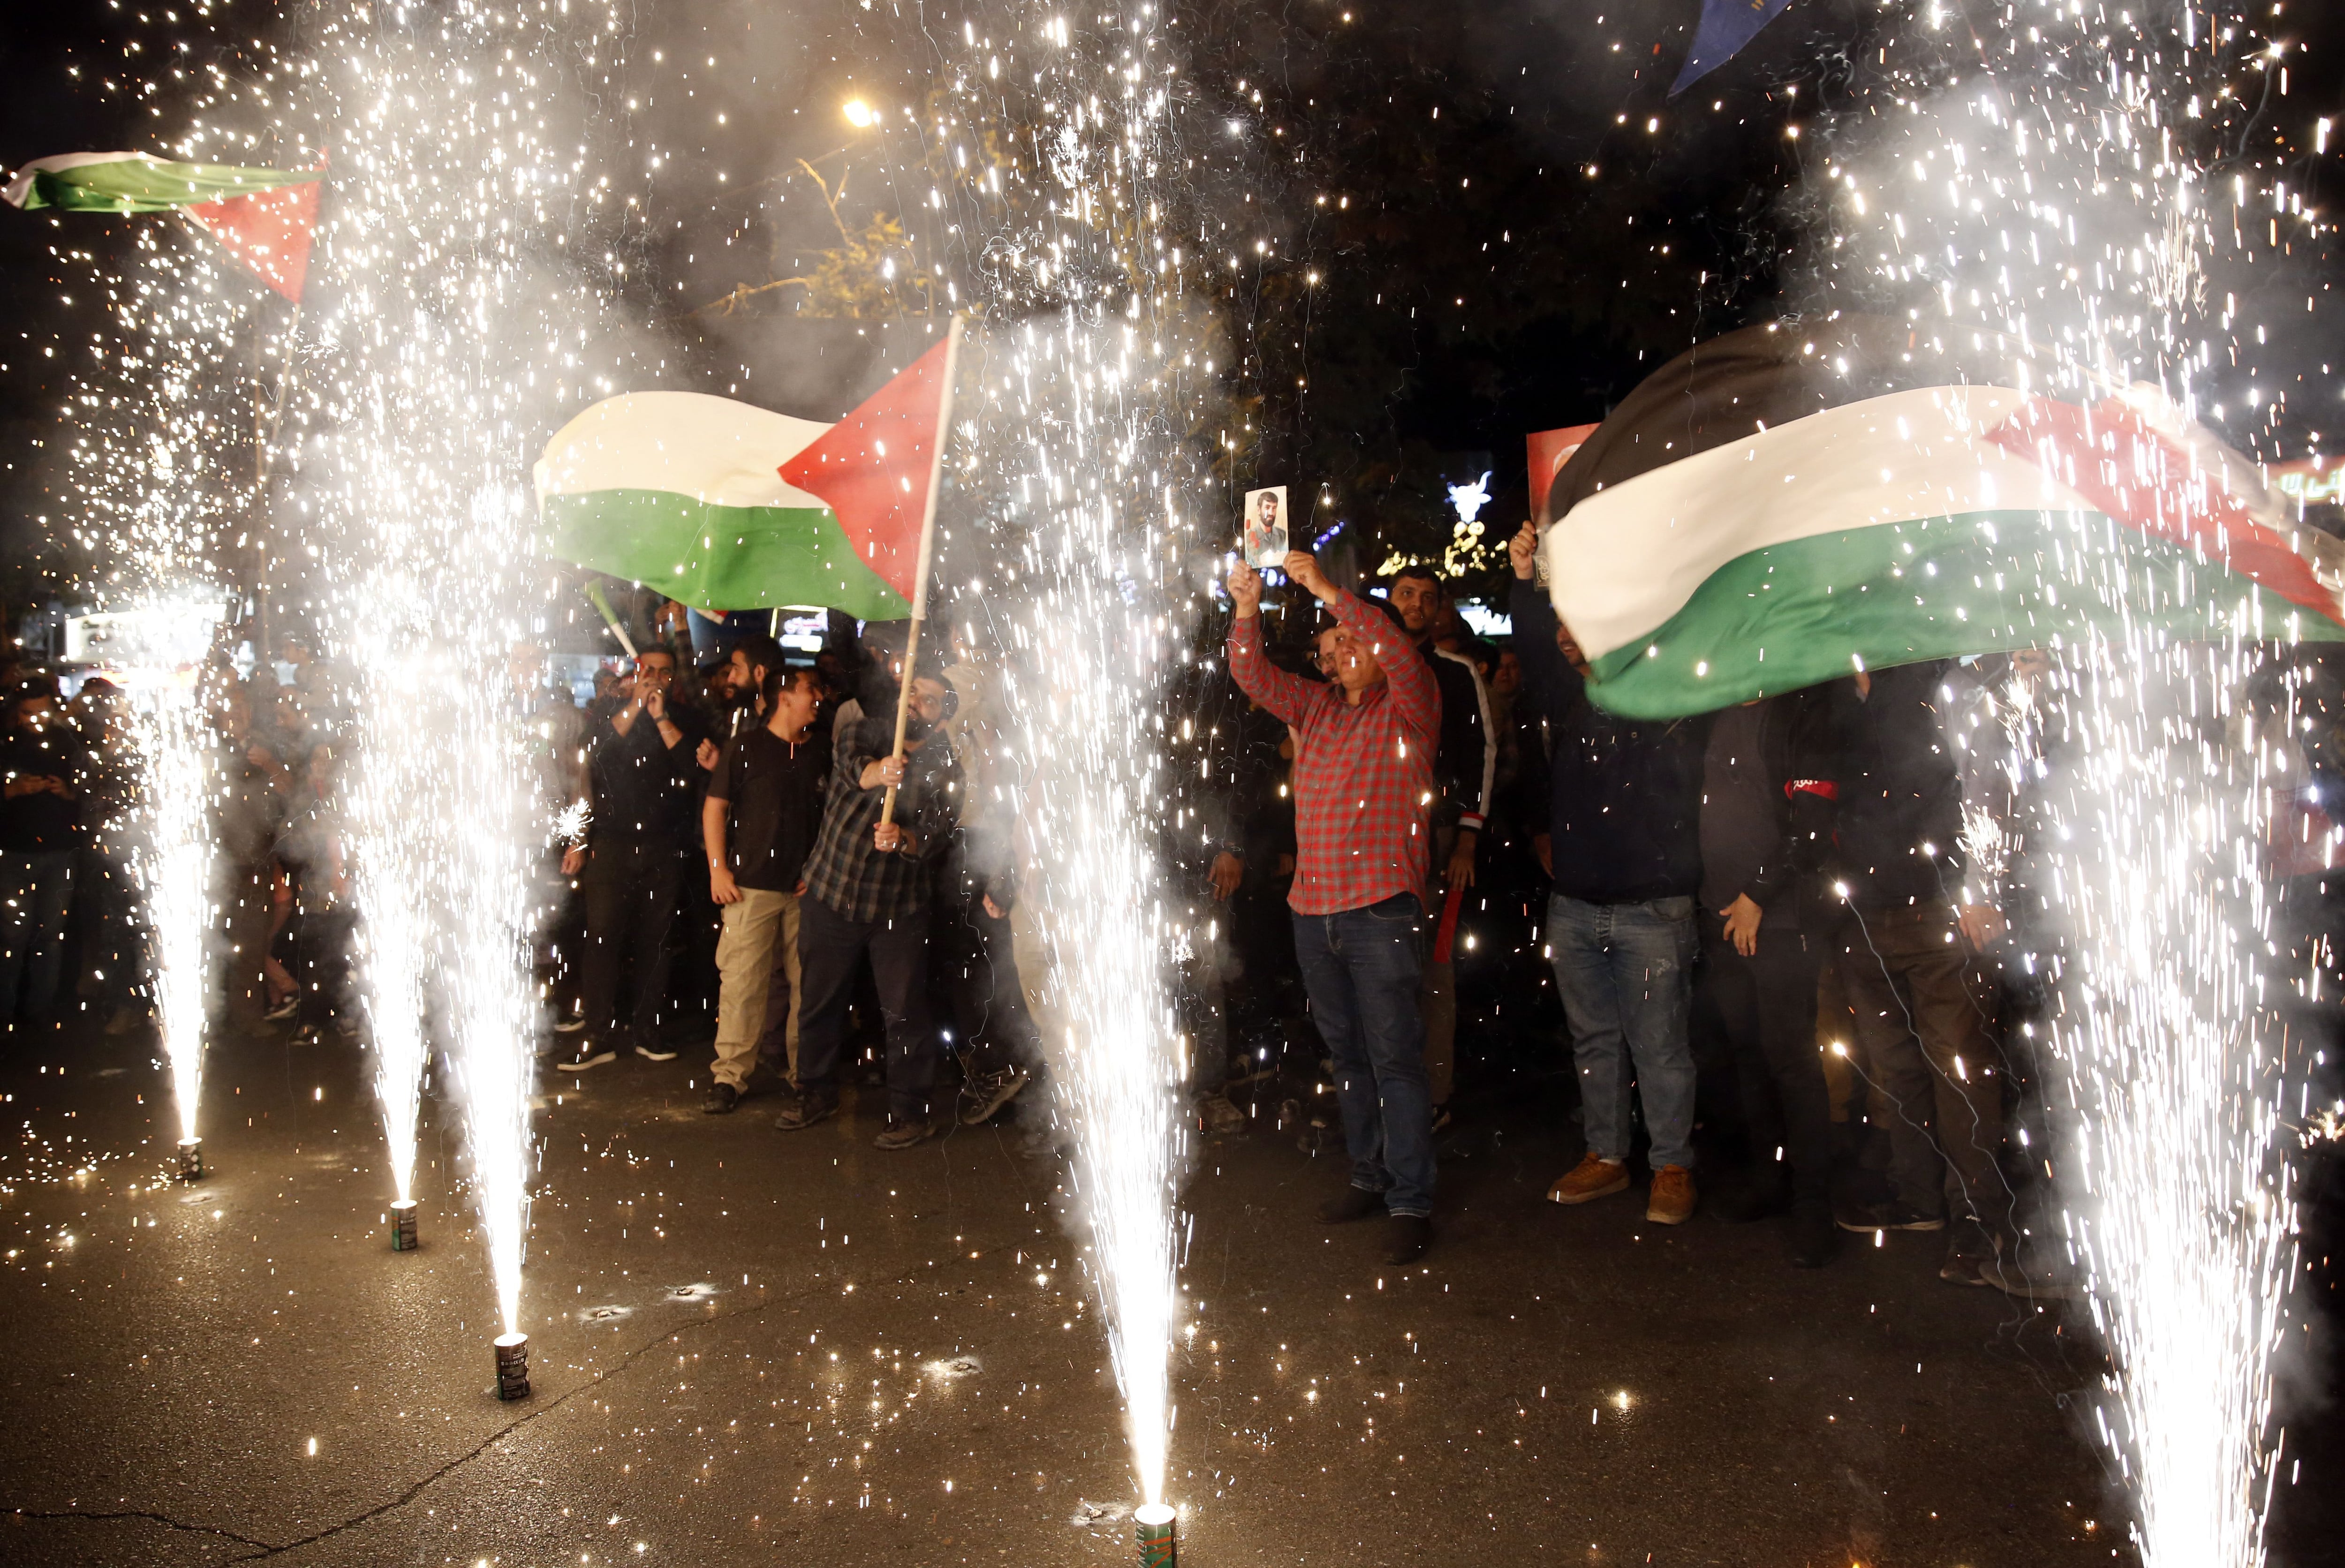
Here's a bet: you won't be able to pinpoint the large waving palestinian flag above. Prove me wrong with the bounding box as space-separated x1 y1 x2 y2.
534 330 957 622
4 151 324 301
1540 317 2345 719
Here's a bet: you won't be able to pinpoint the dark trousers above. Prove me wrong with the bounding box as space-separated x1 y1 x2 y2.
795 893 937 1123
579 840 684 1049
0 849 74 1024
1698 917 1832 1208
1292 893 1436 1217
1837 903 2010 1251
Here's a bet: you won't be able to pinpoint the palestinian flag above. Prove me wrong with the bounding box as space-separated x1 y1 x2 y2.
535 329 958 622
1539 317 2345 719
4 151 323 301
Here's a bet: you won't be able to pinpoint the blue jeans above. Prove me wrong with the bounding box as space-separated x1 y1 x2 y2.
0 849 75 1025
1292 893 1436 1217
1547 892 1698 1170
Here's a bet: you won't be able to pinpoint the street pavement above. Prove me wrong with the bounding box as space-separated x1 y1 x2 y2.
0 1018 2260 1568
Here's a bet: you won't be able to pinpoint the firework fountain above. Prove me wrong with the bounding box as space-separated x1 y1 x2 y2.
1812 7 2320 1561
291 0 616 1364
922 0 1216 1516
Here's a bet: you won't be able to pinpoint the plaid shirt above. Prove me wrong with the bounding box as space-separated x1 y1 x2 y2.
798 716 960 923
1227 591 1439 915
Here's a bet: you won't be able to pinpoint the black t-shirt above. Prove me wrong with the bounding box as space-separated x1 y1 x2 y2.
587 706 707 848
0 730 86 854
709 726 828 891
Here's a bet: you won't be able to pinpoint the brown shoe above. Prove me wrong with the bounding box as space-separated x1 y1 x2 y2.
1646 1165 1696 1225
1548 1153 1630 1205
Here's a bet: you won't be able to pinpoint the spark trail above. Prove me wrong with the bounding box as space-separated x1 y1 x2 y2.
1810 6 2325 1560
920 0 1219 1504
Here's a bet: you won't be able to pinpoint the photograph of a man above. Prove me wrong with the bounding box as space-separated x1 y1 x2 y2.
1241 485 1289 568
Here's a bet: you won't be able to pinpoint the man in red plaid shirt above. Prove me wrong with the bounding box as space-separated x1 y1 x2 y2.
1227 548 1440 1264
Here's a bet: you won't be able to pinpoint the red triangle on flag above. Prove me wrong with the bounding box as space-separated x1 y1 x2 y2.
187 176 321 302
779 332 956 606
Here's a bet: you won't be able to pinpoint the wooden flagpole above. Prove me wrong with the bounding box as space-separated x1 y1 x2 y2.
879 312 967 829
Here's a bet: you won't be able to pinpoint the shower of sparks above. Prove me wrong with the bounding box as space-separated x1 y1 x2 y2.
924 0 1217 1505
1814 7 2324 1563
128 608 227 1148
282 0 625 1332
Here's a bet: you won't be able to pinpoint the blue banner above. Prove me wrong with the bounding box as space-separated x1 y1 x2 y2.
1669 0 1794 97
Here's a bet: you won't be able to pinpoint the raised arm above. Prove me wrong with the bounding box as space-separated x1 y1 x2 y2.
1327 587 1438 743
1507 523 1587 725
1224 557 1319 726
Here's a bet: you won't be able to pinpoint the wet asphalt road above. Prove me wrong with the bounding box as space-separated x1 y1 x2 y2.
0 1017 2252 1568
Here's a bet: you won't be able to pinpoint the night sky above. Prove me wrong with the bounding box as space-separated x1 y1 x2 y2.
5 0 2344 604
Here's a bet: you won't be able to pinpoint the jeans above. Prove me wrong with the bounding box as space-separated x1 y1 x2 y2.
1697 916 1831 1206
1836 904 2010 1250
579 840 685 1050
794 894 937 1123
1292 893 1436 1217
0 849 74 1025
1547 892 1698 1170
711 888 800 1090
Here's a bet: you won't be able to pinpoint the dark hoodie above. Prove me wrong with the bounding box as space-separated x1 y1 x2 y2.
1697 689 1838 928
1511 577 1709 905
1825 661 1969 912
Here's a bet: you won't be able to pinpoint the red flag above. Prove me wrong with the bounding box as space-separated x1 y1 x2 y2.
1527 422 1599 522
186 175 320 302
779 332 956 606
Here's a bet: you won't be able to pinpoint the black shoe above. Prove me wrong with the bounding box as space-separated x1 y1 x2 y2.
635 1043 679 1062
1384 1214 1432 1265
774 1093 837 1131
556 1047 618 1072
1834 1198 1945 1234
1786 1205 1836 1269
553 1012 588 1033
702 1082 741 1115
1319 1187 1383 1224
1427 1102 1454 1136
873 1117 938 1151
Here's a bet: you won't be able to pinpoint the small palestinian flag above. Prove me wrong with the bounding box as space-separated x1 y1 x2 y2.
535 329 959 621
1540 316 2345 719
4 151 324 301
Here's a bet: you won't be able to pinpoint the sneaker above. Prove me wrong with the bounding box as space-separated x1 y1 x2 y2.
1195 1091 1248 1135
1938 1251 1989 1287
1976 1248 2081 1301
774 1093 837 1131
1835 1199 1946 1234
1548 1153 1630 1205
556 1048 617 1071
1646 1165 1697 1225
874 1118 939 1151
263 995 298 1023
1319 1186 1384 1224
1384 1214 1432 1265
635 1043 678 1062
553 1013 588 1033
701 1082 741 1116
960 1067 1031 1126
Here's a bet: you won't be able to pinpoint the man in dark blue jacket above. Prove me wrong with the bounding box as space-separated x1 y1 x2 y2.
1507 523 1710 1224
1695 688 1839 1266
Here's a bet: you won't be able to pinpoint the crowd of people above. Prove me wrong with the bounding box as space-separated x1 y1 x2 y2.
2 519 2199 1296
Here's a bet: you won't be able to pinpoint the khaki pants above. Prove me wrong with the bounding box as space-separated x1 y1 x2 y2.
711 888 800 1090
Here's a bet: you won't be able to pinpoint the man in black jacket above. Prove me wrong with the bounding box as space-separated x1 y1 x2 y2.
1826 662 2056 1297
1385 565 1496 1125
1695 689 1839 1266
1507 523 1710 1224
557 648 705 1070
